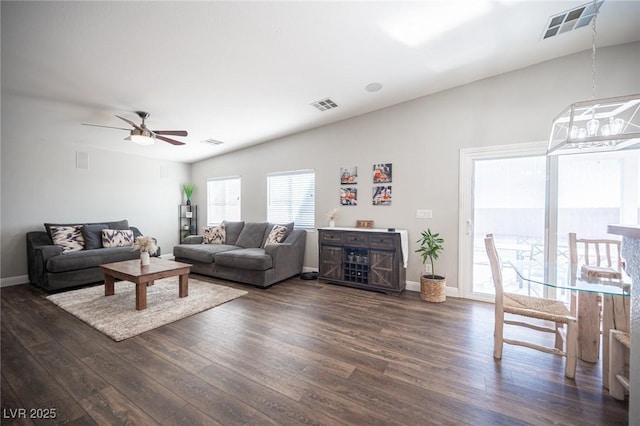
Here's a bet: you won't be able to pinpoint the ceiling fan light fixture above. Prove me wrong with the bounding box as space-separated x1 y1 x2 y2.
130 128 155 146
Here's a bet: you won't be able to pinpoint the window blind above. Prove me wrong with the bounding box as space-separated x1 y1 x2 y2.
267 169 315 229
207 176 241 225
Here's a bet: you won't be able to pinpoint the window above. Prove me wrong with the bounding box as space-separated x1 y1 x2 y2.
267 169 315 229
207 176 241 225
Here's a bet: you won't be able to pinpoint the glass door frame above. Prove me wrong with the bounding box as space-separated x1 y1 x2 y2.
458 141 549 302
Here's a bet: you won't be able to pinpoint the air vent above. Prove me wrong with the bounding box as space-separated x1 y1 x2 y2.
201 138 224 146
310 98 338 112
542 0 603 40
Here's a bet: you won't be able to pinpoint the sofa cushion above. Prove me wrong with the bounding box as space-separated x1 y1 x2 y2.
221 221 244 245
102 229 134 248
46 246 139 273
203 225 225 244
236 222 269 248
214 248 273 271
104 219 130 230
82 224 107 250
266 225 288 244
50 225 85 253
45 219 129 240
174 244 240 263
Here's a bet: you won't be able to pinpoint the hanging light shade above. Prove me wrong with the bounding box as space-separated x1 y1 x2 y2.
547 94 640 155
546 0 640 155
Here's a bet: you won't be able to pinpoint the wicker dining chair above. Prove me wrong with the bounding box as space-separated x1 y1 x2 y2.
485 234 578 379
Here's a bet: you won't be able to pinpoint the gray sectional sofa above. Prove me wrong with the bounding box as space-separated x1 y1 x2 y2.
26 219 160 292
173 221 306 288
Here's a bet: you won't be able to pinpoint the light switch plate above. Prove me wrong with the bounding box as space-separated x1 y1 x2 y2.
416 209 433 219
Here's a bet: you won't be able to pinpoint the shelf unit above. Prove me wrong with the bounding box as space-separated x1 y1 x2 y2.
318 228 406 296
179 204 197 241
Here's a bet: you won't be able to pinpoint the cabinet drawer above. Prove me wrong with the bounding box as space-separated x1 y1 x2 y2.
369 234 396 249
321 231 343 244
345 233 369 247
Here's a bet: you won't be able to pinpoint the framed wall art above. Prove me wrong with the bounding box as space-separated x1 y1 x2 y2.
372 185 392 205
373 163 392 183
340 187 358 206
340 166 358 185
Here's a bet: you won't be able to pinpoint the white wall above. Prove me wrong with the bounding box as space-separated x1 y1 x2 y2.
1 96 191 282
2 42 638 286
191 42 640 290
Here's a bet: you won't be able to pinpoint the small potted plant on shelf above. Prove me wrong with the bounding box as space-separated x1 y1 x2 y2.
183 183 194 205
415 228 446 302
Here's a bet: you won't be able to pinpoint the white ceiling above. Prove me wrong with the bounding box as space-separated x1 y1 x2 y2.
2 1 640 163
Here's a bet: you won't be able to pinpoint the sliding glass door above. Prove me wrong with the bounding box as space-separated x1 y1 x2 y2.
460 143 640 302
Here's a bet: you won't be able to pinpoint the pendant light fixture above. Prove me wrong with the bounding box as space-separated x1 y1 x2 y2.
547 0 640 155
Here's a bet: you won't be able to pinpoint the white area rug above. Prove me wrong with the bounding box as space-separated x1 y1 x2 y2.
46 277 247 341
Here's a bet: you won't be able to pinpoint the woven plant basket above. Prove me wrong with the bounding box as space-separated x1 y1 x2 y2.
420 275 446 303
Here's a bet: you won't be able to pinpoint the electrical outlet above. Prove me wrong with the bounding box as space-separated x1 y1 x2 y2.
425 263 433 274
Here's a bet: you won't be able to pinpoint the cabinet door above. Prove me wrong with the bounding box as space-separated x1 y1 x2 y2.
320 246 342 280
370 249 395 288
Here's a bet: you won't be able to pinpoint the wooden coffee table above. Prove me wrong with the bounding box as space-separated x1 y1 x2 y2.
100 258 192 310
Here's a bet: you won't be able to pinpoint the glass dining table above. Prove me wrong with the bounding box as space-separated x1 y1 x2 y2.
509 260 631 388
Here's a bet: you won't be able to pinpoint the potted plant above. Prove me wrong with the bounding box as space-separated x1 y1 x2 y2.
415 229 446 302
133 236 158 266
183 183 194 205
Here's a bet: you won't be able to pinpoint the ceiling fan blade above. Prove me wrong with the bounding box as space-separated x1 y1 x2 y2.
82 123 131 131
152 130 188 137
156 135 186 146
115 115 142 130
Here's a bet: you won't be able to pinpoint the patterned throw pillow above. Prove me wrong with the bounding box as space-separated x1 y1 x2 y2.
101 229 134 248
203 225 225 244
266 225 288 244
50 225 85 253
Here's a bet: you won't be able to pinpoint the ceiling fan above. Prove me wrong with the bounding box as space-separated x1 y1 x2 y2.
82 111 188 146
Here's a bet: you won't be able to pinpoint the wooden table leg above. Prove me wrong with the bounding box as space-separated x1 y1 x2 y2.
136 282 147 310
104 274 115 296
179 274 188 298
602 294 630 389
577 292 600 363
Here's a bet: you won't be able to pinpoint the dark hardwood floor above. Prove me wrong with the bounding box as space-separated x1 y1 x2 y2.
1 276 629 425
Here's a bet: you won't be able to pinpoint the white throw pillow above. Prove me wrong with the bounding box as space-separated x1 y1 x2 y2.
50 225 85 253
203 225 225 244
266 225 288 244
101 229 134 248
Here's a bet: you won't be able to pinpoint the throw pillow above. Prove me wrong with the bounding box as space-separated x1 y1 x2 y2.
50 225 85 253
82 224 107 250
266 225 288 244
203 225 226 244
102 229 134 248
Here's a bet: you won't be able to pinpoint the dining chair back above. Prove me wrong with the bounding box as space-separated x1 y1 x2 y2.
485 234 578 379
568 232 623 272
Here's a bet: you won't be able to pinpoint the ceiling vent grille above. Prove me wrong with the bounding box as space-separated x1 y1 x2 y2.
310 98 338 112
542 0 603 40
201 138 224 146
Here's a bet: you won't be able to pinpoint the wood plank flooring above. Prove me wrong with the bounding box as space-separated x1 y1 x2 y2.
1 275 629 425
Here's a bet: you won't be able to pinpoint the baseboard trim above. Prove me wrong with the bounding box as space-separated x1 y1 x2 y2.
1 275 30 287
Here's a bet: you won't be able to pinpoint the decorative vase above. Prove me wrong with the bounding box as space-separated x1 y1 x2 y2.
186 199 191 206
140 251 150 266
329 220 335 228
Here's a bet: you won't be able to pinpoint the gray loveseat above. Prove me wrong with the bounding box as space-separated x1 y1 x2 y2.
26 219 160 292
173 221 306 288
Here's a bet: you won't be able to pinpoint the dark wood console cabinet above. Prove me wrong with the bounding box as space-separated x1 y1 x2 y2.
318 228 406 295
